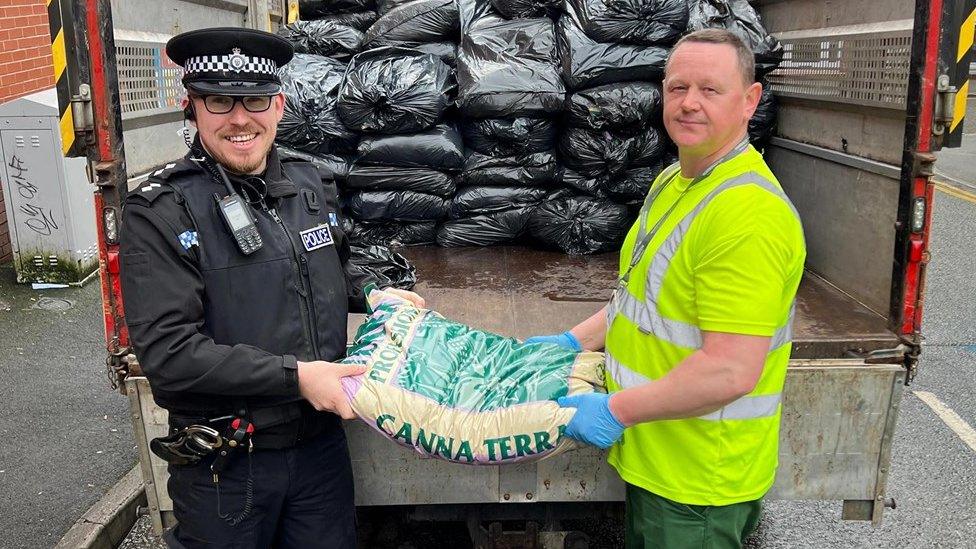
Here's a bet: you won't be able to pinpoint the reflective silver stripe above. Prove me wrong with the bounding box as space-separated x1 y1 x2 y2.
606 351 650 389
698 393 782 421
606 352 783 421
612 172 801 350
614 286 703 348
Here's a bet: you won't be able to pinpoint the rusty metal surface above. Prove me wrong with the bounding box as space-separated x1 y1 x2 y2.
769 362 903 501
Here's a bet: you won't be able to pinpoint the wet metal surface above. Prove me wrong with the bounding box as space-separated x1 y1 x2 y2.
400 245 898 352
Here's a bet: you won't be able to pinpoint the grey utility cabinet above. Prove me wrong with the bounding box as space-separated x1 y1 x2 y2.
0 88 96 283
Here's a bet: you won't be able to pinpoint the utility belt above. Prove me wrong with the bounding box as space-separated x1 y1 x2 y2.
151 402 338 465
149 402 341 526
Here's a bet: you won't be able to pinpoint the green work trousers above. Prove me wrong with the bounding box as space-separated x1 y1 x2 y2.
625 483 762 549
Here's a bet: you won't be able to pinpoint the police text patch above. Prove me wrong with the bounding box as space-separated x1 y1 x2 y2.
300 224 334 252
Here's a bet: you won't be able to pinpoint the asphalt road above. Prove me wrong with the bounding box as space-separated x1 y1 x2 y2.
0 268 137 549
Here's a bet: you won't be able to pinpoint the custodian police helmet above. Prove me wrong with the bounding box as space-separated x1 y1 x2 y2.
165 27 294 96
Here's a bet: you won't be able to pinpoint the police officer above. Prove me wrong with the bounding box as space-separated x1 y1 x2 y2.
119 28 424 548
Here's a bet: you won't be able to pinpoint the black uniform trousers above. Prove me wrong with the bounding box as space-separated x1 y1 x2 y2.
163 428 355 548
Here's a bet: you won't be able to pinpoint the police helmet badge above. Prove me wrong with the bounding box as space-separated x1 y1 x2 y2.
227 47 247 72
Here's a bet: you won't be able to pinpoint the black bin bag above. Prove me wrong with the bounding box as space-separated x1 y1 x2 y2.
556 2 669 91
566 81 662 134
562 168 607 198
352 124 465 171
436 207 534 247
461 117 557 157
687 0 784 76
559 126 664 179
344 165 457 196
348 190 449 221
748 87 777 148
338 47 455 134
316 11 380 32
349 244 418 289
277 145 349 183
449 185 549 218
278 54 359 155
461 151 561 187
363 0 460 48
528 196 631 254
276 20 364 60
300 0 376 17
489 0 559 19
457 0 565 118
604 163 664 201
566 0 687 46
349 220 438 246
411 41 458 66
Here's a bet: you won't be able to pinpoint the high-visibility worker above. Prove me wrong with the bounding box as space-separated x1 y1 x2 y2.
526 29 806 548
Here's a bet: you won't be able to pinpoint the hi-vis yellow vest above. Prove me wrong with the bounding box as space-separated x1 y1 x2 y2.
605 144 805 506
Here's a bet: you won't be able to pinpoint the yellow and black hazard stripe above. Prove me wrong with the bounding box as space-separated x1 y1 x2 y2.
945 1 975 146
46 0 74 156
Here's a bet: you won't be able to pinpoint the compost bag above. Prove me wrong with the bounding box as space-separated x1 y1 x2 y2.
437 206 534 247
277 20 364 60
557 3 669 90
567 0 687 46
342 289 606 464
559 127 664 179
449 185 549 218
349 244 417 289
687 0 783 76
353 124 465 171
461 151 561 187
345 166 457 196
338 47 455 134
350 220 439 246
300 0 375 17
278 54 359 155
566 81 662 134
457 0 565 118
461 117 557 157
348 190 449 221
363 0 460 47
528 197 631 254
748 87 777 147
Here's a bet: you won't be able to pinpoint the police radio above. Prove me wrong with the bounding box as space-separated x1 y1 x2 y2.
213 164 263 255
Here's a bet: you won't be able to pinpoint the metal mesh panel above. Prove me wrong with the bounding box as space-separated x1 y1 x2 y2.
116 38 184 120
767 30 912 110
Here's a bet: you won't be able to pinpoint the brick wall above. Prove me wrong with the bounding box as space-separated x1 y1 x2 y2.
0 0 54 263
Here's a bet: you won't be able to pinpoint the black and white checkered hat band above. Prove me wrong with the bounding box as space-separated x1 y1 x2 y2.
183 54 277 75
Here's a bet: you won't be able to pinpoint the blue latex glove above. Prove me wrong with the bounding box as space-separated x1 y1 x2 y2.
524 331 582 352
557 393 625 449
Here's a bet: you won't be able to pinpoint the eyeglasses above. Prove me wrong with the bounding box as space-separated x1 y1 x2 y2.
194 95 273 115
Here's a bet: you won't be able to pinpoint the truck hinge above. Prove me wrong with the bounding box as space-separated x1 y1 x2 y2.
910 151 937 179
71 84 95 137
931 74 958 137
105 342 136 394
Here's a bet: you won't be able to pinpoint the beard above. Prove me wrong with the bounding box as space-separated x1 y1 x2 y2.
199 129 274 175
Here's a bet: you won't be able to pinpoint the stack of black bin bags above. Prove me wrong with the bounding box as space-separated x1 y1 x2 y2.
337 47 458 240
524 0 679 254
441 0 564 248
